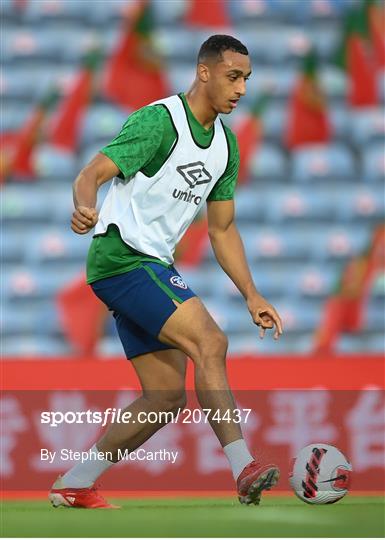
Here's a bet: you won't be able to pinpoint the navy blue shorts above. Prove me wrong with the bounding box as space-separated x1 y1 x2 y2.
91 262 196 360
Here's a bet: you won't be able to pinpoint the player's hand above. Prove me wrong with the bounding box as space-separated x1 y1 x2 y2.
71 206 99 234
247 294 283 340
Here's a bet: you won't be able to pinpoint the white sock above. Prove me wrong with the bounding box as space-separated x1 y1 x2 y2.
60 445 114 488
223 439 254 480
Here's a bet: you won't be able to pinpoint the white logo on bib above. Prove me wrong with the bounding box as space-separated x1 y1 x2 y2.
170 276 187 290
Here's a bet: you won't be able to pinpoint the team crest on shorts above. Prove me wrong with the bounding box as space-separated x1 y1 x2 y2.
170 276 187 289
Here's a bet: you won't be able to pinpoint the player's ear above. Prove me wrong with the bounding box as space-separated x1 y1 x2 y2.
197 63 210 83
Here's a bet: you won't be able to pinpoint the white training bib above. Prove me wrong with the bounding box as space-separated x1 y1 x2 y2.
95 95 228 264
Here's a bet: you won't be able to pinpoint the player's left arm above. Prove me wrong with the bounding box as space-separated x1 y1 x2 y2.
207 199 283 340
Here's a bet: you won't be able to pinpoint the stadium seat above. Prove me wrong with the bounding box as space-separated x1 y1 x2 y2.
24 228 89 265
46 187 74 224
262 102 286 140
156 28 204 62
1 26 70 64
60 28 116 63
274 299 322 332
2 264 82 302
265 188 335 223
1 185 51 224
1 102 34 131
234 0 275 23
79 143 106 170
231 330 315 354
234 186 267 222
253 66 297 98
254 297 321 335
336 334 369 354
167 63 197 94
22 0 93 25
251 263 295 298
34 144 78 181
250 143 288 181
80 104 128 147
98 336 125 356
309 24 341 60
1 64 74 101
328 105 350 139
364 299 385 333
364 333 385 353
0 0 17 18
333 186 385 222
2 336 71 356
235 25 312 64
204 300 252 335
307 225 371 261
290 265 337 299
291 144 355 182
2 299 60 336
1 231 27 264
349 108 385 147
175 267 222 299
362 141 385 182
319 66 347 99
239 225 312 261
152 0 186 26
86 0 141 26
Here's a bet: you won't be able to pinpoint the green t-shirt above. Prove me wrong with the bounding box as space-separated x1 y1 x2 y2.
86 93 239 284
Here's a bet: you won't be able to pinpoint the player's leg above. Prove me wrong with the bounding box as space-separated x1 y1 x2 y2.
96 347 187 460
158 296 280 504
50 348 187 508
159 296 240 445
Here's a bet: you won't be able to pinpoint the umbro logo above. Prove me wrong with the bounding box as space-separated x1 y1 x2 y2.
176 161 212 189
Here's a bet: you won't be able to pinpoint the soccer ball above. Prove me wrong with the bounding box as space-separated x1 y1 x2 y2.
289 443 352 504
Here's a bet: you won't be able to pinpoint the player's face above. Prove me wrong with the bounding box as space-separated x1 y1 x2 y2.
206 50 252 114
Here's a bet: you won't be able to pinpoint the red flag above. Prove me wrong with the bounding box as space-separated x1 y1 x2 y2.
335 8 379 107
184 0 230 28
48 49 100 151
0 132 18 183
235 93 269 185
103 0 169 110
313 224 385 354
313 296 347 354
175 216 208 267
10 108 45 176
56 273 108 356
285 49 331 149
367 0 385 69
347 34 378 106
0 90 57 181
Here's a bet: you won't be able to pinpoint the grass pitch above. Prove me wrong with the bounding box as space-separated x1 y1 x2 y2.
1 496 384 537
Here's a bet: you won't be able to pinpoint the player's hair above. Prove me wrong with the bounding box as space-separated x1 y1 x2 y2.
197 35 249 64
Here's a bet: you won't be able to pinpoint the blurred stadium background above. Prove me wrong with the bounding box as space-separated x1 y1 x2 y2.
1 0 384 358
1 0 385 519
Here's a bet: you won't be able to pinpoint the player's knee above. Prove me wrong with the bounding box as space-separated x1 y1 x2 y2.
146 389 186 415
163 390 187 414
194 330 228 367
206 330 228 358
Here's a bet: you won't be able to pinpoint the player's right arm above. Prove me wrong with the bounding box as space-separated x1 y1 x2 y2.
71 153 119 235
71 105 169 235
